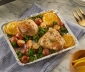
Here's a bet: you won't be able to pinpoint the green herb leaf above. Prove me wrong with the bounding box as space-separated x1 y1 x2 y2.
36 53 43 59
50 39 54 43
23 34 32 42
30 17 36 20
11 42 18 47
16 50 21 55
60 26 68 36
30 14 43 20
36 14 43 19
16 50 22 59
18 52 22 58
7 34 13 38
29 55 35 62
26 48 35 56
33 35 39 42
52 21 57 27
38 27 49 37
38 46 43 54
50 49 56 54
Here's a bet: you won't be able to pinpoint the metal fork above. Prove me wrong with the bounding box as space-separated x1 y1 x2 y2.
72 7 85 26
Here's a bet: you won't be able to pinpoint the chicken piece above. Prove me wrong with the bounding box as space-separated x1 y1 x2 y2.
52 41 62 51
38 28 66 50
18 19 38 36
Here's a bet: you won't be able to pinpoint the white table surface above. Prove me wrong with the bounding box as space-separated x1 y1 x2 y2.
0 0 85 72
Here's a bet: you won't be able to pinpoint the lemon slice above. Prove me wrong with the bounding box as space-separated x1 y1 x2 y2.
3 24 8 34
73 60 85 67
43 13 60 26
4 21 19 35
42 10 54 16
63 34 75 48
72 57 85 64
75 66 85 72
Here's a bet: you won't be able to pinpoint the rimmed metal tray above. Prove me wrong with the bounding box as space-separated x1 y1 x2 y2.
1 9 78 66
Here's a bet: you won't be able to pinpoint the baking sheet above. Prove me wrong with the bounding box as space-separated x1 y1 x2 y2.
1 9 78 66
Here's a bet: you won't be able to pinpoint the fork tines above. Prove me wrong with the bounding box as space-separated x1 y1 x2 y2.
72 7 85 23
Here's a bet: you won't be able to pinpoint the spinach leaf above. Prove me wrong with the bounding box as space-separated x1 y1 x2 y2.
38 27 49 37
33 35 39 42
16 50 22 60
60 26 68 36
38 46 43 54
16 50 21 55
35 46 43 59
50 49 56 54
29 55 35 62
36 53 43 59
30 14 43 20
52 21 57 27
23 34 32 42
7 34 13 38
36 15 43 20
11 42 18 48
26 48 35 56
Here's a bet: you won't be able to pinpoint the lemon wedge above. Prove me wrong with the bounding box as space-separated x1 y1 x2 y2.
72 57 85 72
72 57 85 64
75 66 85 72
73 60 85 67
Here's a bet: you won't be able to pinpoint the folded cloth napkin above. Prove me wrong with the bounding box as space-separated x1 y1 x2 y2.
0 3 85 72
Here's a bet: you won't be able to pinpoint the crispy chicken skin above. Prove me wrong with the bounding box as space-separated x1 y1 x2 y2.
18 19 38 36
38 28 66 50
